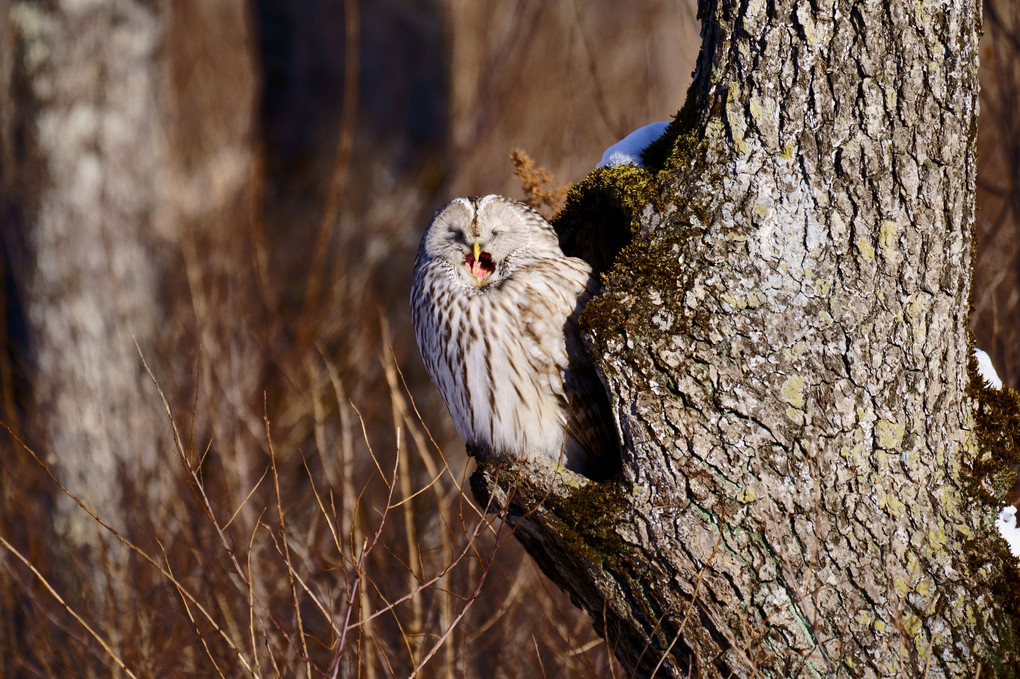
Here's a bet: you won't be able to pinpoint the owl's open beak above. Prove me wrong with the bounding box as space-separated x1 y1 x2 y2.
466 242 495 283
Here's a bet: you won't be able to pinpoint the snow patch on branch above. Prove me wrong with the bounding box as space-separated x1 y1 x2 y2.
974 348 1003 389
996 507 1020 558
597 122 669 169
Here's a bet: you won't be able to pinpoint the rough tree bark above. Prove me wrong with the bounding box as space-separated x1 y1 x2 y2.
474 0 1019 676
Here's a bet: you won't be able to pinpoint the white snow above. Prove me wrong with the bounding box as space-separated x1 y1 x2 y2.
977 348 1020 559
597 121 670 169
996 506 1020 558
974 348 1003 389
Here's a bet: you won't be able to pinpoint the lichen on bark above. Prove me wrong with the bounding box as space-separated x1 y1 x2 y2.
473 0 1020 675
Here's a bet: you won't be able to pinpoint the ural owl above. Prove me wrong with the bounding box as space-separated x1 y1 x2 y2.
410 195 620 479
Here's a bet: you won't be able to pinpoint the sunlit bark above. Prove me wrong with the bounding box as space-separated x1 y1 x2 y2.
476 1 1018 675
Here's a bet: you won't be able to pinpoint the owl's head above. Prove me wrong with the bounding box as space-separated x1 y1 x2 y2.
417 195 560 289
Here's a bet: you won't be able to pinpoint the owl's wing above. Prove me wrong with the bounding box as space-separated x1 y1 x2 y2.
514 258 621 478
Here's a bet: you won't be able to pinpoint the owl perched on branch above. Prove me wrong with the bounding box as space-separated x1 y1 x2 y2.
410 195 620 480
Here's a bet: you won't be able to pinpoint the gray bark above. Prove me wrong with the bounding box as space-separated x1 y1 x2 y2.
5 1 170 529
1 0 257 537
475 0 1018 676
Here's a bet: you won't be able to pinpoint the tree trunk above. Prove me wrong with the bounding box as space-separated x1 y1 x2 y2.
474 0 1020 676
2 0 171 531
1 0 257 538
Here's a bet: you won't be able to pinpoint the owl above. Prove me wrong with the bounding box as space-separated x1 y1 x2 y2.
410 194 620 480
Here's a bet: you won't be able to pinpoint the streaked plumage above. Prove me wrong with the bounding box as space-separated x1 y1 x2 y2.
410 195 619 479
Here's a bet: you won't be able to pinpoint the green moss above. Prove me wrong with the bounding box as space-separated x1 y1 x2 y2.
551 128 704 355
579 227 703 350
552 124 710 366
552 164 658 276
550 480 630 566
552 89 708 278
967 348 1020 507
973 386 1020 501
474 459 631 567
641 81 704 171
965 347 1020 674
964 530 1020 677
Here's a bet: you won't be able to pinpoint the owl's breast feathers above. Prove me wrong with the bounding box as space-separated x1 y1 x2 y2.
514 259 621 478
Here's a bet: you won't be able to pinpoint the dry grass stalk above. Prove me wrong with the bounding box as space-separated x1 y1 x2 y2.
2 330 621 677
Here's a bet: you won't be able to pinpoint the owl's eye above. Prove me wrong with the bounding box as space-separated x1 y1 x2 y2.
450 230 468 245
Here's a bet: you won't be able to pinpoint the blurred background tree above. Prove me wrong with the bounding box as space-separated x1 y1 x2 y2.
976 0 1020 390
0 0 1016 676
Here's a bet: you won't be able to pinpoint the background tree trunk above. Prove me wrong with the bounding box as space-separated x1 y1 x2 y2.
2 0 173 534
475 0 1019 676
0 0 257 538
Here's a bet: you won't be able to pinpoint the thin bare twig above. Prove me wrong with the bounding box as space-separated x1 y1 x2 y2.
0 536 139 679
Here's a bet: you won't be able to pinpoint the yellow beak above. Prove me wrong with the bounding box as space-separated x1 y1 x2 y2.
467 241 491 284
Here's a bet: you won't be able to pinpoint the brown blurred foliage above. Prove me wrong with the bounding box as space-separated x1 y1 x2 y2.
0 1 697 676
